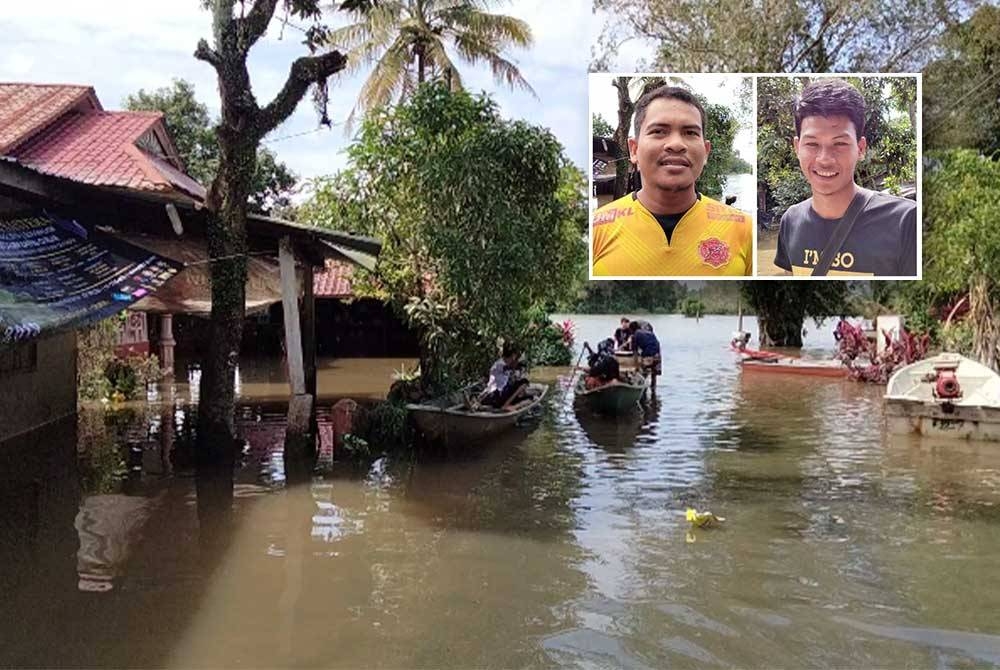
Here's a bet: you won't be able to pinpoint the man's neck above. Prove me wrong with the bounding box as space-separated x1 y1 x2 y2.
636 186 698 216
811 182 860 219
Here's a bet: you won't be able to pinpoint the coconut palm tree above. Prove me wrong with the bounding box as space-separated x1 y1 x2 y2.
328 0 535 127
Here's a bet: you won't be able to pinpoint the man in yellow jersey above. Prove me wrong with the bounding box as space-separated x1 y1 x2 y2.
592 86 753 277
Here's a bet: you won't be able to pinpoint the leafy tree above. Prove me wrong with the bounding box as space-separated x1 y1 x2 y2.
741 282 849 347
192 0 349 465
327 0 534 126
300 84 585 391
924 5 1000 154
923 150 1000 369
681 297 704 318
124 79 297 214
592 113 614 137
593 0 979 72
568 280 683 314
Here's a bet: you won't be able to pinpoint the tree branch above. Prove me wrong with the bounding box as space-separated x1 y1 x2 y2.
257 50 348 134
240 0 280 51
194 38 223 70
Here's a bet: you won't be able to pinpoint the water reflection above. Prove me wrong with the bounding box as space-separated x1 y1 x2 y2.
5 317 1000 667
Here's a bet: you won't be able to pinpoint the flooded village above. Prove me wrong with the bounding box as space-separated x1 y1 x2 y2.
5 1 1000 668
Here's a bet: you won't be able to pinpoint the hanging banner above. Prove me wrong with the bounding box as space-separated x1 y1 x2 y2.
0 212 181 342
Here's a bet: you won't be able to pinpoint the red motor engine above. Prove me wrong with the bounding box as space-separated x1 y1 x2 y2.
933 361 962 400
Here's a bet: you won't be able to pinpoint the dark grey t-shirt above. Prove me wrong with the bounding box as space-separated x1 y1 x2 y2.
774 189 918 277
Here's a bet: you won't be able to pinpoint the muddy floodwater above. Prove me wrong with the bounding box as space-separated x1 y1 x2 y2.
5 314 1000 668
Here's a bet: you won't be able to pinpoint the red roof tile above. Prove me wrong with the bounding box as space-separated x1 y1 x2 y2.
0 83 99 153
314 260 354 297
9 110 205 199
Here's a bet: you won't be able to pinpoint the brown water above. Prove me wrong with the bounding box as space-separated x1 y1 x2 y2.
5 314 1000 668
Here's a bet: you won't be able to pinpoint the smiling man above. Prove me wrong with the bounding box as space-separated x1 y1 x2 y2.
774 78 918 277
591 86 753 277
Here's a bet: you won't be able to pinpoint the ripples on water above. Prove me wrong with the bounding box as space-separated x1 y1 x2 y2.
4 315 1000 667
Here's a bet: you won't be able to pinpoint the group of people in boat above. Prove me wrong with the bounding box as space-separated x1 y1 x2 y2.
583 317 662 390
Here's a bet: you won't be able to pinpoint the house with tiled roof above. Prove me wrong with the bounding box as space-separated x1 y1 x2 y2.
0 83 204 202
0 81 387 445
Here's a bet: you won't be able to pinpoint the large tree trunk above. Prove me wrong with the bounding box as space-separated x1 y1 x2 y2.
193 3 345 467
197 134 255 466
612 77 634 200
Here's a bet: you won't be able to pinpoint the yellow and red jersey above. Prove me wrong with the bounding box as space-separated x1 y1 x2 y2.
592 193 753 277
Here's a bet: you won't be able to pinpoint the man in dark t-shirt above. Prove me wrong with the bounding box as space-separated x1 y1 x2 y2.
774 78 918 277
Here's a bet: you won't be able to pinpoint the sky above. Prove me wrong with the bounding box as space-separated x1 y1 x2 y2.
2 0 597 192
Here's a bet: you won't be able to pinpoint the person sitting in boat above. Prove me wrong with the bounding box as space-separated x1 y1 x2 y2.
614 318 632 351
584 338 621 389
629 321 662 383
480 343 531 410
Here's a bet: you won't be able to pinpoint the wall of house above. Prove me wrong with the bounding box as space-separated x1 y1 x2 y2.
0 331 77 445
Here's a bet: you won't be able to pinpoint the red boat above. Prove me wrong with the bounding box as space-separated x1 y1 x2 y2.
732 344 848 378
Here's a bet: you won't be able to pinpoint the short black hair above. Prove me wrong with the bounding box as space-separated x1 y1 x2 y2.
794 78 866 139
620 317 630 324
502 342 521 359
633 86 707 137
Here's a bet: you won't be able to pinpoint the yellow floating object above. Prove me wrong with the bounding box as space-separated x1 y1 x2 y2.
686 508 725 528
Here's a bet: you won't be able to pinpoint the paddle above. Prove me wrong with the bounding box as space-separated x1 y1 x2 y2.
562 341 591 404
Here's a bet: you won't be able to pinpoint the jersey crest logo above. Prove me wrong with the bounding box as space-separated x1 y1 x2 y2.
698 237 731 268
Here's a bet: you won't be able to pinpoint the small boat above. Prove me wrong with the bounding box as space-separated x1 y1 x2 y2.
406 383 549 445
739 356 848 378
733 343 847 378
575 373 647 415
885 353 1000 441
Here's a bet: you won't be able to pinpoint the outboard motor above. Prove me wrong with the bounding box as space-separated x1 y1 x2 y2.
932 360 962 400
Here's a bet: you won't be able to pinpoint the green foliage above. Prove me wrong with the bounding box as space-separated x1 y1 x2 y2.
924 6 1000 155
567 280 683 314
77 316 162 401
339 433 374 462
593 113 615 137
123 79 298 214
681 297 704 317
756 76 917 221
593 0 974 73
326 0 534 128
364 400 410 449
523 310 573 366
301 84 585 390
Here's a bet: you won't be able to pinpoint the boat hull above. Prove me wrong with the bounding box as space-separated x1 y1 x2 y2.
739 358 847 378
886 399 1000 441
407 383 548 445
575 379 646 415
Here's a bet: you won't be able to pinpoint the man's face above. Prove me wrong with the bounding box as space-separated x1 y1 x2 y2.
628 97 711 193
794 115 867 198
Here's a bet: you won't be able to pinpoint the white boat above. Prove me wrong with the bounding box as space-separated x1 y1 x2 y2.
885 353 1000 441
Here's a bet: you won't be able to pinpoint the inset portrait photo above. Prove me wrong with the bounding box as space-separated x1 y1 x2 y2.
590 74 754 279
757 75 920 278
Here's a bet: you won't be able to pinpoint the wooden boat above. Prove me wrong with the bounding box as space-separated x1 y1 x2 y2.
575 373 647 415
733 344 848 378
406 383 549 445
885 353 1000 441
739 356 848 378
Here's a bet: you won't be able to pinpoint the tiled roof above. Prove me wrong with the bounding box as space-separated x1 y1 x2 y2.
9 110 205 198
313 260 354 297
0 83 98 153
